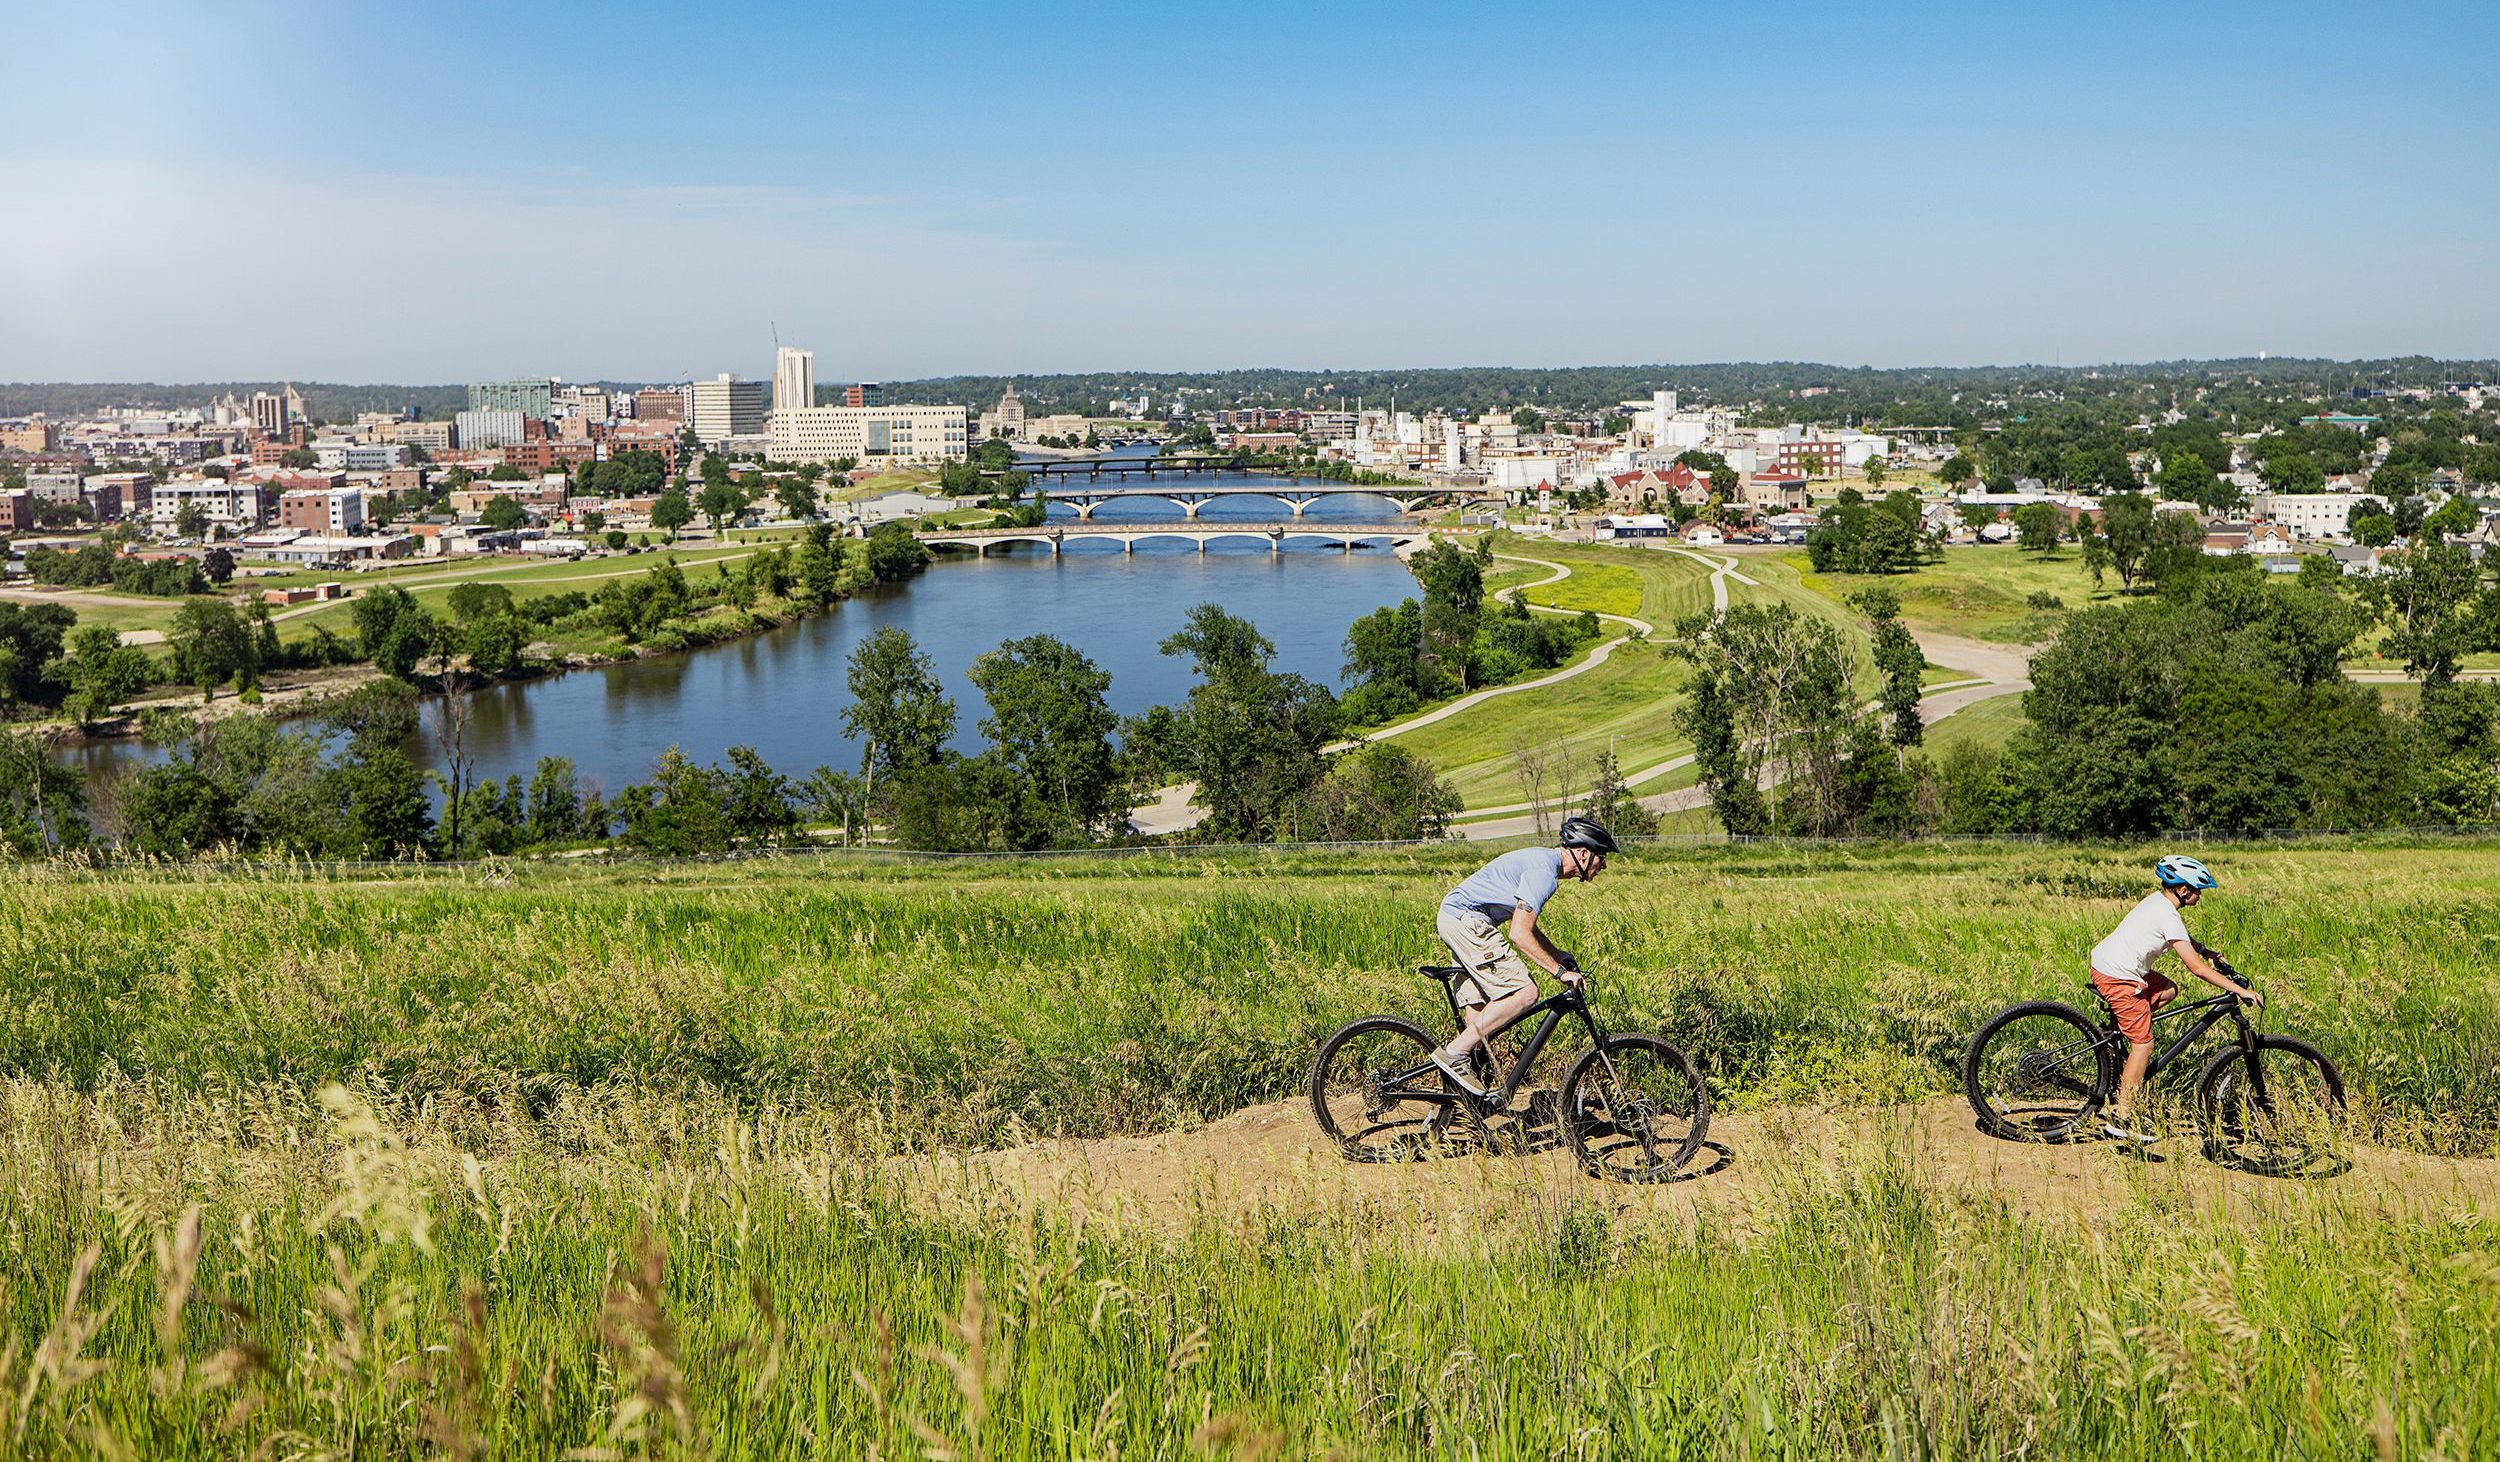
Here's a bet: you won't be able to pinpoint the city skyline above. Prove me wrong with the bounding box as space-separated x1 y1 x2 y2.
6 1 2498 382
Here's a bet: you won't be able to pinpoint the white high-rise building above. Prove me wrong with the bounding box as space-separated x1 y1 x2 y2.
691 374 769 444
773 347 816 416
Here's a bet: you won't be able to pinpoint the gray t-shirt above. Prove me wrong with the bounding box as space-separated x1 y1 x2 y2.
1440 847 1564 924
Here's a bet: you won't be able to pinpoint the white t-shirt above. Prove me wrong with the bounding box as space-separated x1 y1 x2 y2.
2089 892 2192 983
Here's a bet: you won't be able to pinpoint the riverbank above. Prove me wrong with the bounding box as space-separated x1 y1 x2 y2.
23 529 904 754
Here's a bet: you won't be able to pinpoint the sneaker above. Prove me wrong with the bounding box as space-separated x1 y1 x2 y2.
1430 1048 1489 1099
2101 1118 2162 1145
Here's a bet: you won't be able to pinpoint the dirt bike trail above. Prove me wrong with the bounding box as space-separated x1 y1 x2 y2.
899 1095 2499 1240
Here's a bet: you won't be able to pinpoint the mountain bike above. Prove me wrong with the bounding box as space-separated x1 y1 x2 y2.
1308 963 1709 1182
1961 948 2347 1172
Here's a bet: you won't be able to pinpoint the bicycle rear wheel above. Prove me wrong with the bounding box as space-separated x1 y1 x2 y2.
1962 1000 2113 1142
1309 1016 1457 1162
2198 1036 2348 1176
1561 1034 1709 1182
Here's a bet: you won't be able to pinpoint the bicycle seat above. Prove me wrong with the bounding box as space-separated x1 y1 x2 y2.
1418 963 1466 982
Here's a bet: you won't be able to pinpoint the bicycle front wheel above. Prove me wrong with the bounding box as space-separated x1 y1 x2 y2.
1561 1034 1709 1182
1309 1015 1455 1162
2198 1035 2347 1176
1962 1001 2113 1143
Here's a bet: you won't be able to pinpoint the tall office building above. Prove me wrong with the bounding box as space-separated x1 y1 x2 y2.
844 382 881 408
251 391 288 437
772 347 815 415
467 378 556 418
689 374 769 444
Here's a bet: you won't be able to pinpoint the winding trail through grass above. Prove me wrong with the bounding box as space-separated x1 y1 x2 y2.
1450 619 2036 839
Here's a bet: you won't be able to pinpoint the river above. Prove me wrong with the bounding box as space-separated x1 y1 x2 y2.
65 463 1422 795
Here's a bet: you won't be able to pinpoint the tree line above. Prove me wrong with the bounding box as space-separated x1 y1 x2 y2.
1678 548 2500 838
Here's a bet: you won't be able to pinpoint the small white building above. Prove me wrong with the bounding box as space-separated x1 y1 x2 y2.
2247 491 2381 541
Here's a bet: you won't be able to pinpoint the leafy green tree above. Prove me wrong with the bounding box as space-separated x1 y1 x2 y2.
2366 542 2483 686
350 586 438 680
2156 452 2230 512
280 447 318 470
523 756 589 845
843 627 955 800
1154 604 1341 842
864 520 930 581
201 547 235 585
2423 495 2477 541
337 744 435 859
698 478 747 530
1576 749 1657 838
446 581 514 623
1936 453 1977 487
0 733 89 853
2352 512 2396 548
0 602 77 712
121 761 243 857
174 501 209 538
479 495 528 531
1861 457 1887 492
1411 540 1487 688
1669 602 1858 834
2259 451 2325 493
167 600 256 700
486 463 525 482
464 613 526 677
778 477 819 521
1852 589 1926 746
719 745 800 846
1290 743 1464 841
61 624 152 724
614 747 733 855
651 490 693 540
1340 599 1432 723
2013 502 2064 553
2097 493 2160 591
968 634 1122 847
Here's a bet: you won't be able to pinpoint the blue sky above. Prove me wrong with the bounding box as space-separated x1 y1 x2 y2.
5 0 2496 382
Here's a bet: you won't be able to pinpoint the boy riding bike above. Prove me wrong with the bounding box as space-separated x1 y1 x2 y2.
1429 816 1619 1098
2089 854 2261 1143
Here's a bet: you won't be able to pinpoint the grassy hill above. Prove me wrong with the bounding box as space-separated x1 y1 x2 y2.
3 841 2495 1456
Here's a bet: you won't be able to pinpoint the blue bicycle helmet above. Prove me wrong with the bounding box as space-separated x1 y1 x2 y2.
2154 854 2218 890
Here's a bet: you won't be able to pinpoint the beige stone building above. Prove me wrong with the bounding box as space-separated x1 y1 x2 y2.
768 404 970 465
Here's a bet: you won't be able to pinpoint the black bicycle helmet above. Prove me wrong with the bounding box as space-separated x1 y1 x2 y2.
1558 816 1620 855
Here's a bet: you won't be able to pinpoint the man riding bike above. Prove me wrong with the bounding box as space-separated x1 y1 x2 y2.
1428 816 1619 1098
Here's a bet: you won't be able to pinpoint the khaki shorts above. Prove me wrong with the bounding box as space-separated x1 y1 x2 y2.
1437 906 1536 1008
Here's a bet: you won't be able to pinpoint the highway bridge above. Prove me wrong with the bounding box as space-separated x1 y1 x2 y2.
915 520 1431 556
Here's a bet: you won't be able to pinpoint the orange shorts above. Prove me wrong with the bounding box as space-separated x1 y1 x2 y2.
2089 969 2175 1045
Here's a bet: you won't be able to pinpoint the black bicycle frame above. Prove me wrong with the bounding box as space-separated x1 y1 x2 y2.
1400 982 1608 1112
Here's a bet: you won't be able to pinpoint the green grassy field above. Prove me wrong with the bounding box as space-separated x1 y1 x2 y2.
1924 690 2032 755
0 589 201 637
1 844 2495 1456
3 842 2489 1148
1788 544 2116 643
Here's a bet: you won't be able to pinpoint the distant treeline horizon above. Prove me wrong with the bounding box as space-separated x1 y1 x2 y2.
4 355 2496 428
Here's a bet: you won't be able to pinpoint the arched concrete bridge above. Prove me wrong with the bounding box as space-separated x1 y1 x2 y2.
916 520 1431 556
1034 483 1447 519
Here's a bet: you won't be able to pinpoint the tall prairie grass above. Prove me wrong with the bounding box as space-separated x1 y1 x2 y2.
0 1078 2491 1458
0 840 2493 1153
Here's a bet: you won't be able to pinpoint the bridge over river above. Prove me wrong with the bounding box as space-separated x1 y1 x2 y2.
991 459 1452 518
916 520 1432 556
